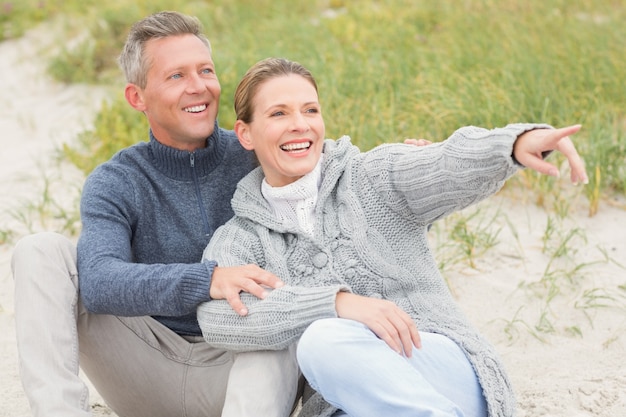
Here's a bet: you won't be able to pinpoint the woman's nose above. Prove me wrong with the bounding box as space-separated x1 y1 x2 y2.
290 112 310 132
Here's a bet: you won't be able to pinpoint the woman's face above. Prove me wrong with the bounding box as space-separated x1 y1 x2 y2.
235 74 325 187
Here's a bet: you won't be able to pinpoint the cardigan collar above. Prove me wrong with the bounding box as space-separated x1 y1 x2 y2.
148 121 227 181
231 136 359 232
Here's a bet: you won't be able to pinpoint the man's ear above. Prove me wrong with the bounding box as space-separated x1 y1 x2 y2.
124 83 147 112
234 120 254 150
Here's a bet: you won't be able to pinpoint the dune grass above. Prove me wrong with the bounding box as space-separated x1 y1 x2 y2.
6 0 621 217
2 0 623 228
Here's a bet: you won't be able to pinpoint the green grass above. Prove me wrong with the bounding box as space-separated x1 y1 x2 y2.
22 0 621 215
3 0 623 220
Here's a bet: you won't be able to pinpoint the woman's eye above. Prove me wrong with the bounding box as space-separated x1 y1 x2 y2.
305 107 319 114
271 111 285 117
201 68 214 75
170 73 182 80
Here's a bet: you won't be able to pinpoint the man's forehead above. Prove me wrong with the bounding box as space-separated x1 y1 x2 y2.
145 36 213 71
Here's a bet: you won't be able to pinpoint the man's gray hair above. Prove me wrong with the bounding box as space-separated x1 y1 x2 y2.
118 11 212 88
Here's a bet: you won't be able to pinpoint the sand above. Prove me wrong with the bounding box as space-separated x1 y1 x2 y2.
1 24 624 417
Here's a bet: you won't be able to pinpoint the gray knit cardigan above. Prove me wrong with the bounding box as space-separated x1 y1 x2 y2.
198 124 547 416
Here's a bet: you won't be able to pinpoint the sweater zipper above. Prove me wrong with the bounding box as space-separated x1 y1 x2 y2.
190 153 211 236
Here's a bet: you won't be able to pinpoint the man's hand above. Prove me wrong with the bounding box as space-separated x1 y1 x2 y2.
335 292 421 357
404 138 432 147
209 265 284 316
514 124 588 185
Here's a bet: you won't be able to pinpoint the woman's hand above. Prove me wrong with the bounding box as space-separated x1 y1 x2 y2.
513 124 588 185
335 292 421 357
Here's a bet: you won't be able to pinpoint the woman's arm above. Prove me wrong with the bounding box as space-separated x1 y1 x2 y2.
198 220 348 351
198 284 346 351
362 123 549 225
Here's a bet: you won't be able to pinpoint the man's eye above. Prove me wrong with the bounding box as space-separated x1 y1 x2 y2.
271 111 285 117
170 73 182 80
201 68 214 74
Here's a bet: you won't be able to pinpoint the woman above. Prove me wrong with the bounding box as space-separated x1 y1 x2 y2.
197 57 587 416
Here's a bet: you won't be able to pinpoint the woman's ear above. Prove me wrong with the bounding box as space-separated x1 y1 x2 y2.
124 83 147 112
234 120 254 150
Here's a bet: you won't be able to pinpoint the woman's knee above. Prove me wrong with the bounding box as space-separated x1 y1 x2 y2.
297 318 364 366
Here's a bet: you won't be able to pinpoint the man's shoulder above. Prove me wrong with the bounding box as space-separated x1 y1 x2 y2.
92 141 148 172
217 128 257 169
84 142 150 191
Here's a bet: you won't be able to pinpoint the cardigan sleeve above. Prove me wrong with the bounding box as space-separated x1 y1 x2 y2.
361 123 549 225
197 220 347 351
197 285 346 351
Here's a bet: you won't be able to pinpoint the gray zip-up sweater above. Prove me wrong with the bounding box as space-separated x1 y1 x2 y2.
198 124 548 416
77 122 257 335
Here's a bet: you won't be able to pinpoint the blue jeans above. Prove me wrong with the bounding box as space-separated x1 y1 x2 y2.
297 318 488 417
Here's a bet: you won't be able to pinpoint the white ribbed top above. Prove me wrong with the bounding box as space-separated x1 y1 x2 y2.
261 156 323 237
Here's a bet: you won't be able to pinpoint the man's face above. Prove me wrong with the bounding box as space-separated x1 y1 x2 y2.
136 34 221 151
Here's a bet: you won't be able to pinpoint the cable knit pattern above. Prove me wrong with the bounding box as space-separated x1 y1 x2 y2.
197 123 550 416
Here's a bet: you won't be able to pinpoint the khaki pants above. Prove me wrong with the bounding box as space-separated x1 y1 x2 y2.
12 232 299 417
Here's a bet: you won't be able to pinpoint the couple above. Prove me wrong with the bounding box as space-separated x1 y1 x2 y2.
11 10 587 417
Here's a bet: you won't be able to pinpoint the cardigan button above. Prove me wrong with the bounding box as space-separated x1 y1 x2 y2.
345 259 358 268
312 253 328 268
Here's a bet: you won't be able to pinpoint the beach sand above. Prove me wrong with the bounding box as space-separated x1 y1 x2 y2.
1 24 624 416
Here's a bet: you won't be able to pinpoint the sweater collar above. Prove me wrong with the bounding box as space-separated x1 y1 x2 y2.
148 121 227 180
231 136 359 231
261 155 323 203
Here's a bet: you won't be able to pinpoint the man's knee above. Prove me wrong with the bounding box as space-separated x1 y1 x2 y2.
12 232 77 277
13 232 72 258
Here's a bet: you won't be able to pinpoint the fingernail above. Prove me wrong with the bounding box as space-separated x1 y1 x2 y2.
549 168 560 177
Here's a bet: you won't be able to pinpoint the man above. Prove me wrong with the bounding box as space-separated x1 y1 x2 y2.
11 11 297 417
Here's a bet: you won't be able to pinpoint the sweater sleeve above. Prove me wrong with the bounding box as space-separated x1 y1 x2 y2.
197 220 346 351
362 123 549 225
197 285 345 351
77 164 213 317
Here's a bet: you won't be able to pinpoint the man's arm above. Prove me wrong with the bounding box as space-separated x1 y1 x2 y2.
77 165 213 317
